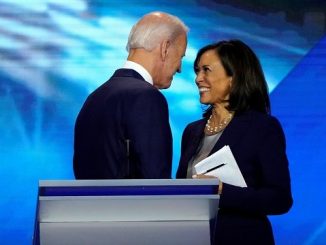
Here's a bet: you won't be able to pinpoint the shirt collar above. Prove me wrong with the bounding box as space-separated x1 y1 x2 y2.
123 60 153 85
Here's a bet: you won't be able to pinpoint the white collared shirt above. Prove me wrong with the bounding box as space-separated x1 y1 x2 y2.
122 60 153 85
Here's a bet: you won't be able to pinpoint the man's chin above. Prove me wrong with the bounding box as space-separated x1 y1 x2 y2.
155 80 172 89
165 78 173 88
163 83 172 89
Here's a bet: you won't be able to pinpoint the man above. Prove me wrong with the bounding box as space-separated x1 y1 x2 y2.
73 12 188 179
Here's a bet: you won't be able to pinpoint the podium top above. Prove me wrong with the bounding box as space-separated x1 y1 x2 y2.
38 179 219 197
39 179 218 186
37 179 220 223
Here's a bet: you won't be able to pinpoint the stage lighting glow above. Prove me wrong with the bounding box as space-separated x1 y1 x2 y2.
48 0 87 12
0 1 325 244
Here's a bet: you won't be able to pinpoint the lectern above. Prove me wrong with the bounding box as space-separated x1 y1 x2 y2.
33 179 219 245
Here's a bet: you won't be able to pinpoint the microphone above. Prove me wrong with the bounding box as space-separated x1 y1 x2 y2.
125 139 131 177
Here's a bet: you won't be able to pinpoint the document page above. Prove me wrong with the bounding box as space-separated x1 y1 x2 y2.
194 145 247 187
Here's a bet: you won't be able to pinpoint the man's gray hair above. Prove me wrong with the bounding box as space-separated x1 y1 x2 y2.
126 12 189 52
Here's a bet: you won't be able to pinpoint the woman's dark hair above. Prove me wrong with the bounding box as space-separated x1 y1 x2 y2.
194 39 270 118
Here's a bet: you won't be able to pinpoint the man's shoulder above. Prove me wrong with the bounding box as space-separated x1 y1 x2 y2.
108 70 156 92
90 71 155 96
110 69 148 84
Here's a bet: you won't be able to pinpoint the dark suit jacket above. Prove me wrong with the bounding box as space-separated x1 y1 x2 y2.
73 69 172 179
177 110 293 245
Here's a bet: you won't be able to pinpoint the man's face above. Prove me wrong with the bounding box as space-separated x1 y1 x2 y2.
154 33 187 89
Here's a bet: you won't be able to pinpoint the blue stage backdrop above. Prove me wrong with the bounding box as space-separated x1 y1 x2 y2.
0 1 325 244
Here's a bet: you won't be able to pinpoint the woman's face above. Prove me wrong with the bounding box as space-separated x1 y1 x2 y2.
195 49 232 106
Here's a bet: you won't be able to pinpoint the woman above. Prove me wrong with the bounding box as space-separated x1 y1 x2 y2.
177 40 293 244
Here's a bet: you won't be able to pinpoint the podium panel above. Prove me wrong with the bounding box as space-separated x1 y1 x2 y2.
33 179 219 245
40 221 210 245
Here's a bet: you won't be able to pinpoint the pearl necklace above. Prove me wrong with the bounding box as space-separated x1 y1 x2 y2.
205 112 233 134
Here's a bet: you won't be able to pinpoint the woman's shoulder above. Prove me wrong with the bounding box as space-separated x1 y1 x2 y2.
240 110 284 134
240 110 280 123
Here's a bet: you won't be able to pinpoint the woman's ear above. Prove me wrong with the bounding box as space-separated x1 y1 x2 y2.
160 40 170 61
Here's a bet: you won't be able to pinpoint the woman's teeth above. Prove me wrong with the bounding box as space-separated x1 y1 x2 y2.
199 87 209 92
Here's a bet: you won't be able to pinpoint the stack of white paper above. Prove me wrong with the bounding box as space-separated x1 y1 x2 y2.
194 145 247 187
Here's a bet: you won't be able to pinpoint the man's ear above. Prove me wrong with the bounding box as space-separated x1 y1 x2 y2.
160 40 170 61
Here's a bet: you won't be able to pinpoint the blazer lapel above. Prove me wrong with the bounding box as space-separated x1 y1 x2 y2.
209 113 251 156
183 120 206 166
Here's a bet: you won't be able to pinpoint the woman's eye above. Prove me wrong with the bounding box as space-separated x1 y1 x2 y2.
195 66 211 74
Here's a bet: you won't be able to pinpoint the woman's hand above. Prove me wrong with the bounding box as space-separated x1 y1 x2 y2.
192 174 223 194
192 174 217 179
